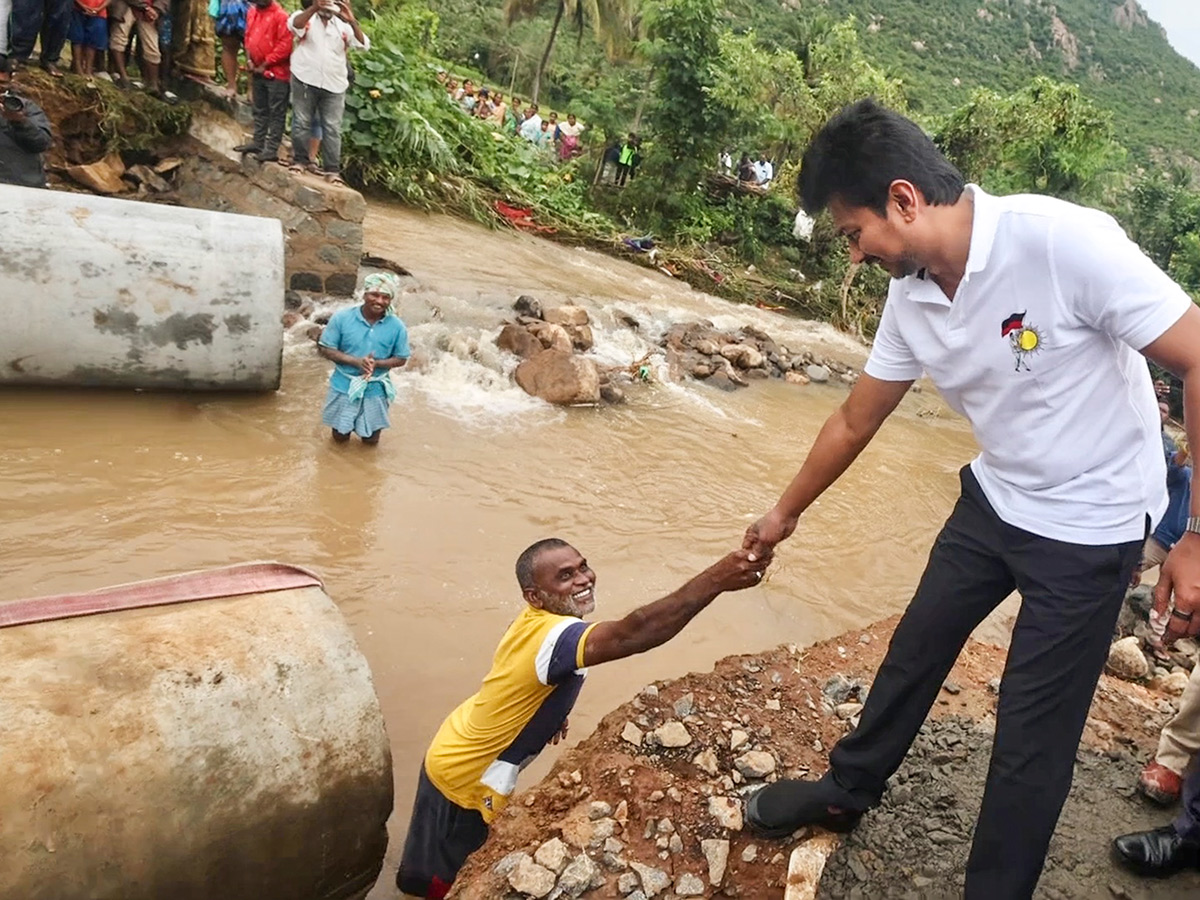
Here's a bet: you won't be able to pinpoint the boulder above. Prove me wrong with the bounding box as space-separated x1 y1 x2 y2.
527 321 575 354
496 323 544 360
600 382 626 404
66 154 128 194
675 873 705 896
564 323 594 352
806 364 831 383
514 295 543 319
629 862 671 898
534 837 570 874
544 305 590 327
1106 636 1149 681
125 164 171 193
1156 670 1191 696
507 856 556 898
651 721 692 748
785 371 810 386
694 339 719 356
557 853 602 897
515 351 601 405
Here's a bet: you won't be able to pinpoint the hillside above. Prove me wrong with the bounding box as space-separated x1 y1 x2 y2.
761 0 1200 163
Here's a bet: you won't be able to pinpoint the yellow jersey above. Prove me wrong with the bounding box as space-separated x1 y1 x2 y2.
423 606 597 822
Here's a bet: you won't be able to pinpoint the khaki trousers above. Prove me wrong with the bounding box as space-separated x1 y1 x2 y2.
1157 662 1200 775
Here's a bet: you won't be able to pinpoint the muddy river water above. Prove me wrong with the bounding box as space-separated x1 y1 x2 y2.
0 202 987 895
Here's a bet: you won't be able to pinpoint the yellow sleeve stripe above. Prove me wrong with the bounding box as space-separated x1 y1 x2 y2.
577 622 599 668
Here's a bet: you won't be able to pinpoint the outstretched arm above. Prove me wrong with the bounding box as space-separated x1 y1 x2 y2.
1142 305 1200 643
744 373 911 556
581 549 770 667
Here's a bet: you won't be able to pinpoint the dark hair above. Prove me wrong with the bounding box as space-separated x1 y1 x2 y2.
798 98 964 216
515 538 571 590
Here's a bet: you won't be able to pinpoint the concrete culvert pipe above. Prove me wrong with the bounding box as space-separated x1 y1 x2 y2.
0 185 284 391
0 563 393 900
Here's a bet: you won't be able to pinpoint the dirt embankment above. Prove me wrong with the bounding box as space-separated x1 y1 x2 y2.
450 615 1200 900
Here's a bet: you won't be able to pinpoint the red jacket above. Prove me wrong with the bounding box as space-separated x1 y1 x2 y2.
245 1 292 81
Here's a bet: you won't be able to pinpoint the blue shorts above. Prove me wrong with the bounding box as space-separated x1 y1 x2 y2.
68 9 109 51
157 12 172 48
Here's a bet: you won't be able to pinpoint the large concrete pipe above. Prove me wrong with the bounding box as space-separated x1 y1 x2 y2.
0 563 393 900
0 185 284 390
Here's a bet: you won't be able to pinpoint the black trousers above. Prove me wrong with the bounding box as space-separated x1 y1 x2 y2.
829 466 1143 899
396 765 488 899
250 73 289 160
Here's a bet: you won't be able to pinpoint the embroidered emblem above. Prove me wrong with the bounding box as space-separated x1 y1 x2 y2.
1000 311 1042 371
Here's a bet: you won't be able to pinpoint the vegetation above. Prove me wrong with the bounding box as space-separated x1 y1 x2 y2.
336 0 1200 332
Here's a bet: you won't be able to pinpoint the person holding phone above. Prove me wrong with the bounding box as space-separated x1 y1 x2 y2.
0 67 52 188
287 0 367 185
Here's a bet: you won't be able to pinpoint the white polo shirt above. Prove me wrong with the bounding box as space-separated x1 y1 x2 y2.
288 10 369 94
865 185 1192 545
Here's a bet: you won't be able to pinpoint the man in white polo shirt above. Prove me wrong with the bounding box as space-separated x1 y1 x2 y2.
287 0 368 183
740 98 1200 897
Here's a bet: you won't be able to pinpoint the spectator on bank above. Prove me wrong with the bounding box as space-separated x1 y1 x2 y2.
108 0 163 95
755 152 773 186
536 118 555 155
152 0 177 99
232 0 290 163
547 109 557 138
288 0 367 184
0 66 52 187
10 0 72 75
173 0 217 85
211 0 247 98
394 538 770 898
317 273 409 445
615 134 639 187
737 152 755 183
518 102 542 142
557 111 584 160
718 147 732 175
507 94 522 133
0 0 12 72
68 0 108 77
488 90 506 127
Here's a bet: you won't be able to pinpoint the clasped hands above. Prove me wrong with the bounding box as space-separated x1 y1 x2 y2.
1155 531 1200 646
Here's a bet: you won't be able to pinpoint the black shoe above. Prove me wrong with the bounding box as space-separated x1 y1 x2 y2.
233 143 262 154
1112 825 1200 877
745 778 863 839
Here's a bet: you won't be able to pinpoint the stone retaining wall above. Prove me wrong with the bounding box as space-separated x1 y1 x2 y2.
172 112 365 296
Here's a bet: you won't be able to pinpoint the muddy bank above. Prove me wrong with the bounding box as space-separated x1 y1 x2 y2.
450 615 1198 899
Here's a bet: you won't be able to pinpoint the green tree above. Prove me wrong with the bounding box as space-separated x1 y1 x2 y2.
503 0 639 103
935 77 1125 201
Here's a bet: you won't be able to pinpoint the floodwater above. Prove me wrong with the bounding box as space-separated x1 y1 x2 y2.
0 201 982 896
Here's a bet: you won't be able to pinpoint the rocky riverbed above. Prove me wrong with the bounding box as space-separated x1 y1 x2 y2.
283 286 863 409
447 595 1200 900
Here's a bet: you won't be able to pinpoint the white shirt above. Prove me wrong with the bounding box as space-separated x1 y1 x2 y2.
559 120 585 138
519 114 543 142
288 10 369 94
755 160 773 183
865 185 1192 544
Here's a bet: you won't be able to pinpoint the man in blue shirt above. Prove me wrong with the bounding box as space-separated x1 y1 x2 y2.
317 272 410 445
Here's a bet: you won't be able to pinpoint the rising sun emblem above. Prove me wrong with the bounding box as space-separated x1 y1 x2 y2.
1000 311 1043 371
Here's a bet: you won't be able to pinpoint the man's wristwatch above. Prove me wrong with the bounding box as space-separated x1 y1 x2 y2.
1186 516 1200 535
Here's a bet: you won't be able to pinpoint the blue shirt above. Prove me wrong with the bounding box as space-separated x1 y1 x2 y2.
319 305 411 392
1155 432 1192 548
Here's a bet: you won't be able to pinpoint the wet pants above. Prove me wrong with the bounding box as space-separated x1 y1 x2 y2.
829 465 1144 899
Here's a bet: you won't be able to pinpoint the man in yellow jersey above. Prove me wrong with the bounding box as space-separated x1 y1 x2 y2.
395 537 771 898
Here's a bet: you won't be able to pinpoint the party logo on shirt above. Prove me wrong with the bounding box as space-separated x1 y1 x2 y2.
1000 311 1042 371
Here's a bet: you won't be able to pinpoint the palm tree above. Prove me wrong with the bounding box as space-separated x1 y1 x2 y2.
503 0 639 103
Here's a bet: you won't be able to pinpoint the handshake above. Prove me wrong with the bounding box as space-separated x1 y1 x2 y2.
700 507 798 594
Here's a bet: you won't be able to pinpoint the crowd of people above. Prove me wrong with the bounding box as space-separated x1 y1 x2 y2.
720 147 773 186
0 0 371 185
439 72 587 163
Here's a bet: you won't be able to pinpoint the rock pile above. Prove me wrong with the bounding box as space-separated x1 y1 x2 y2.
661 321 857 392
496 299 626 407
1105 584 1198 693
64 152 182 198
